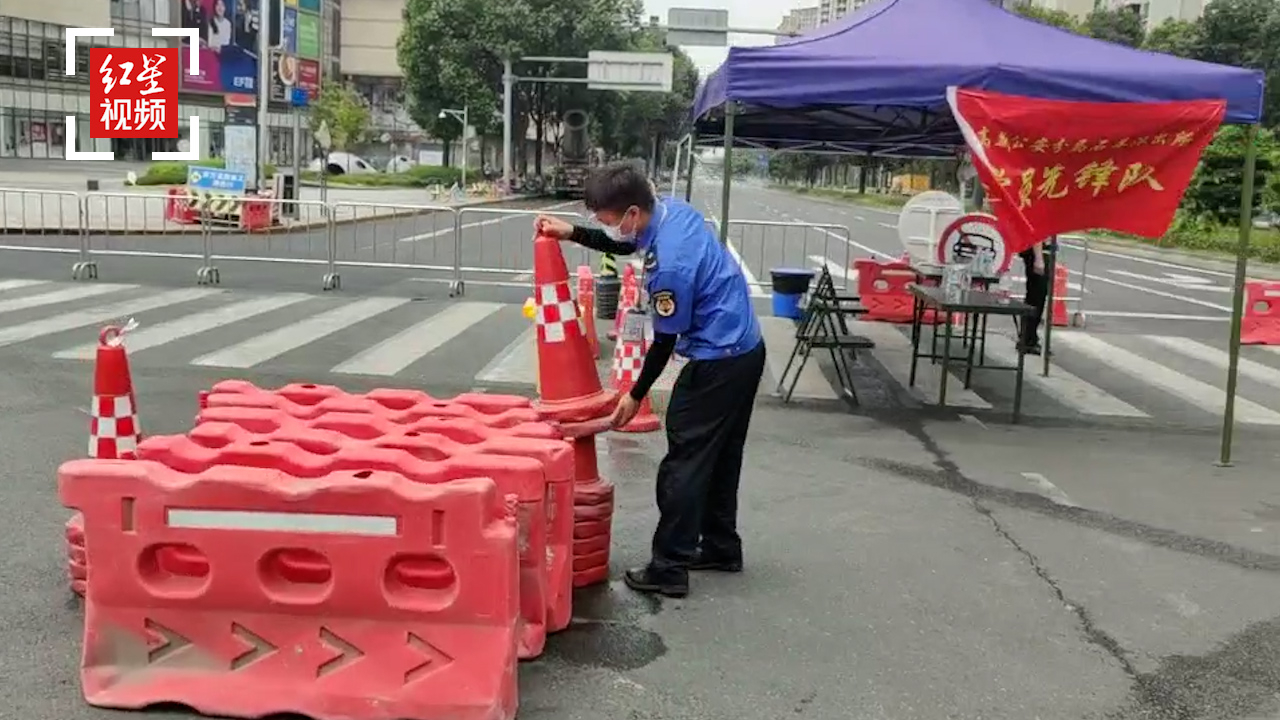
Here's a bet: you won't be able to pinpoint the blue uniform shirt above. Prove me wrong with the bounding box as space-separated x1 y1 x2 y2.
636 198 762 361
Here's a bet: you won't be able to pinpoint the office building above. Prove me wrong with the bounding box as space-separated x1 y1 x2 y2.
818 0 873 25
1106 0 1205 31
2 0 338 162
777 5 819 40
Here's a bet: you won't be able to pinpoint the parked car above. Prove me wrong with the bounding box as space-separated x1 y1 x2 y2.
308 152 378 175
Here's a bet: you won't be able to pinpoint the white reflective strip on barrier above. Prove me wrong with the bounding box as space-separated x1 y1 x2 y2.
167 508 397 536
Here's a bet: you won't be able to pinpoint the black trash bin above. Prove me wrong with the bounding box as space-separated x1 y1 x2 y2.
770 268 817 319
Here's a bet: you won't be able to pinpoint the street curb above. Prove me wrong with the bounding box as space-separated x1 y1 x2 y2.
0 195 550 237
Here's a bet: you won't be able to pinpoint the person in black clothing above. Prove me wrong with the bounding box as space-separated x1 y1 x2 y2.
1018 238 1054 355
534 164 765 599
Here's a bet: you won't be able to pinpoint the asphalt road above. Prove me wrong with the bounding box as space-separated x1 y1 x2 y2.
8 360 1280 719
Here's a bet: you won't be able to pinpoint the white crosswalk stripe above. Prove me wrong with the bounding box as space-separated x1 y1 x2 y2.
0 279 1274 427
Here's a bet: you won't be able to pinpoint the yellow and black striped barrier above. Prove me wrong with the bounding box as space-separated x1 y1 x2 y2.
600 252 617 277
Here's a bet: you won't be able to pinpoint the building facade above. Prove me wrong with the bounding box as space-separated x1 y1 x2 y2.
777 5 820 40
1105 0 1205 31
818 0 873 25
2 0 338 163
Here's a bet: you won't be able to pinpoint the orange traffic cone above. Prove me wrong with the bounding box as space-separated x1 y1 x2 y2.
576 266 600 359
610 313 660 434
531 233 617 423
1052 263 1070 327
609 264 639 341
89 323 140 459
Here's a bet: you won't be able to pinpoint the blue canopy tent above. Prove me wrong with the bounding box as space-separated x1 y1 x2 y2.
683 0 1267 463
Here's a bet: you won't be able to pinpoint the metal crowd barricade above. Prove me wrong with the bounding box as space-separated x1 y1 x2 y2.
327 201 459 293
202 197 333 288
81 191 210 282
453 206 587 293
722 219 858 293
0 187 93 278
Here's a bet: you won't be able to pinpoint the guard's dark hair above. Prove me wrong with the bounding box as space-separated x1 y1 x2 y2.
582 162 656 215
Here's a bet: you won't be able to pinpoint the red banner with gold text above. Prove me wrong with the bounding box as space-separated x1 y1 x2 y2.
946 88 1225 255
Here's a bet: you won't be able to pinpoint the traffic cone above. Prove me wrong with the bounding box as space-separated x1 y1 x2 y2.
610 317 660 434
90 323 140 459
576 266 600 359
609 264 639 341
1052 263 1070 327
531 232 617 423
73 322 142 598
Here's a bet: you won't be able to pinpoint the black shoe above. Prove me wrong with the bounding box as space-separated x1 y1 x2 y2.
624 567 689 598
689 553 743 573
1017 341 1042 356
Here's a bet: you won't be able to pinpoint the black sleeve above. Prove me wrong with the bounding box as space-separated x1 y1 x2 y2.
569 226 638 255
629 332 676 401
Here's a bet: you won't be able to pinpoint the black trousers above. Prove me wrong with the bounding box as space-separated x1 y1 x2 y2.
1020 253 1050 346
649 341 767 581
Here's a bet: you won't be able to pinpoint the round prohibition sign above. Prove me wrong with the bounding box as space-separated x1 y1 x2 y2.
935 213 1011 274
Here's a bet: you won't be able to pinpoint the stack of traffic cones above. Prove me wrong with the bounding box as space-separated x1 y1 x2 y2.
610 310 660 433
529 231 618 587
69 323 142 597
608 264 640 341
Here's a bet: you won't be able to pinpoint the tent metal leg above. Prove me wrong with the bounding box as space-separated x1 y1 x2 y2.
1218 124 1259 468
684 133 698 202
718 104 735 245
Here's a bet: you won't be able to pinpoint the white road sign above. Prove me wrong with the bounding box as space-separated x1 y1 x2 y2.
587 51 674 93
667 8 729 46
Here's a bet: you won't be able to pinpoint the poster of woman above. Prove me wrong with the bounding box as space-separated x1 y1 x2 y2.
179 0 261 94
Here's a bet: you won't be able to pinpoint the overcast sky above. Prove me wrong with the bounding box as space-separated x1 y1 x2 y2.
642 0 813 77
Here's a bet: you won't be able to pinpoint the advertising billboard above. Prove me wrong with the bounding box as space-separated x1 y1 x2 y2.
177 0 261 94
280 6 298 54
296 11 320 59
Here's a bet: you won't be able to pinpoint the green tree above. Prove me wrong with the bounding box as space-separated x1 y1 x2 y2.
1008 2 1081 32
1083 7 1145 47
1195 0 1280 129
398 0 529 164
1142 18 1201 57
310 82 371 151
1184 125 1278 222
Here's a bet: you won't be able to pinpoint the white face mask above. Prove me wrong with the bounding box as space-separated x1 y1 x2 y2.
597 209 637 243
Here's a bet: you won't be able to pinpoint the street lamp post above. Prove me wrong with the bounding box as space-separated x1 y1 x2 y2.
438 106 469 189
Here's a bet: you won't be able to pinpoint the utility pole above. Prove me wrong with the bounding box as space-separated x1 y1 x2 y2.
255 0 272 192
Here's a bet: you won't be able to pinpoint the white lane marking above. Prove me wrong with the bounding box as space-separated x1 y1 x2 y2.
807 255 856 283
397 200 578 242
1059 237 1255 281
475 325 537 385
0 283 135 315
1080 272 1232 312
710 216 766 297
1108 269 1230 293
1051 332 1280 425
331 301 503 376
984 335 1148 417
854 215 867 222
52 293 312 359
1085 311 1227 322
0 288 217 348
192 296 410 368
1021 472 1077 507
0 279 50 293
1144 335 1280 391
878 222 896 230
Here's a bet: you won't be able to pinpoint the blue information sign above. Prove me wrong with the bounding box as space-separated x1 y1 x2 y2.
187 165 248 194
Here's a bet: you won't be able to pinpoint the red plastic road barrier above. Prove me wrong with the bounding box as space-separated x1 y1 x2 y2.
164 188 198 224
192 406 575 636
138 432 553 660
199 384 545 427
59 459 519 720
855 257 930 324
1241 281 1280 345
204 380 534 416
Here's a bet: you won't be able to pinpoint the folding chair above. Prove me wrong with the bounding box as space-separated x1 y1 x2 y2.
776 267 875 403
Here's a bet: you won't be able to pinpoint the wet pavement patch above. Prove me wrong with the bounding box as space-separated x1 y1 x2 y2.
543 582 667 671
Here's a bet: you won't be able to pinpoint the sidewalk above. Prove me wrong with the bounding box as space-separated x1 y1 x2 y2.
0 177 536 234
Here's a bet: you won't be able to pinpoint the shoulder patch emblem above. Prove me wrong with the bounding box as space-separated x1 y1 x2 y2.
643 247 658 272
652 290 677 318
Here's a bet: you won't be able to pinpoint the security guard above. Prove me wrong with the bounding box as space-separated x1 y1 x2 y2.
1018 237 1056 355
535 162 766 599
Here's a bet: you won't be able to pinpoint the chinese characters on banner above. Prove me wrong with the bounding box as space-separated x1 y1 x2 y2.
946 87 1226 255
88 48 180 139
